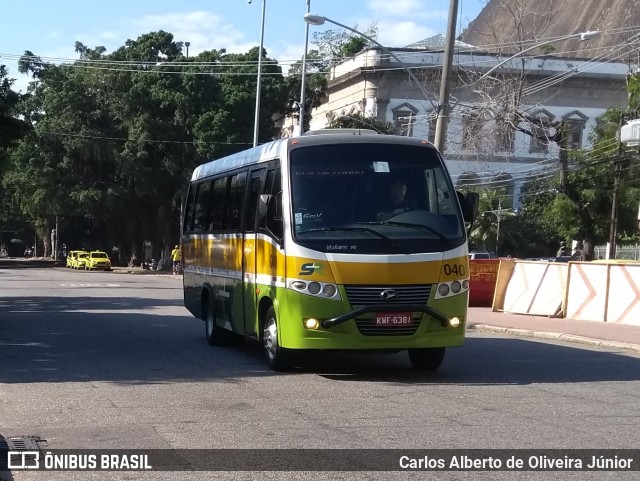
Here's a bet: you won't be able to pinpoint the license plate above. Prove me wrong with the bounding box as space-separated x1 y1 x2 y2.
375 312 413 326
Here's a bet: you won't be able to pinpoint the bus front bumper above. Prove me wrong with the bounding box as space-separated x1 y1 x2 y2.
322 304 457 329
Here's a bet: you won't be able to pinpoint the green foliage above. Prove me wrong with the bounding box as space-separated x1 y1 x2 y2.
514 83 640 256
538 44 556 55
326 111 395 134
2 30 301 260
311 23 378 67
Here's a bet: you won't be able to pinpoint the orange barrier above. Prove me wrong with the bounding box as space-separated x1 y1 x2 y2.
469 259 501 307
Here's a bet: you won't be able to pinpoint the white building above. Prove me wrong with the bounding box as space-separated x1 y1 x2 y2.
302 38 631 207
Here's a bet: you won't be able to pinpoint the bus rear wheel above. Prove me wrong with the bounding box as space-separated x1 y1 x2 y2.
408 347 445 371
204 300 230 346
263 306 294 371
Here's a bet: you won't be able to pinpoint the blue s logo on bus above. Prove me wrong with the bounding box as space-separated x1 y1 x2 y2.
299 263 323 276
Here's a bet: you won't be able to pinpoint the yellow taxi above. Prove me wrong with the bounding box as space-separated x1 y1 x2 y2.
85 251 112 271
66 250 81 268
74 251 90 269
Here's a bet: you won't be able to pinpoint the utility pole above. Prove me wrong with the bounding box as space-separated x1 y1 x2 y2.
298 0 311 135
54 214 59 261
496 197 502 257
557 122 569 195
433 0 459 153
608 112 626 259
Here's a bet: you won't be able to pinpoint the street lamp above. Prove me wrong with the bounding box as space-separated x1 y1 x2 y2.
482 203 512 257
479 31 601 81
251 0 267 147
303 14 436 133
298 0 311 135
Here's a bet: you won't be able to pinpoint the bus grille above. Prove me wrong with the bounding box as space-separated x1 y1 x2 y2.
354 318 421 336
344 285 432 306
344 285 431 336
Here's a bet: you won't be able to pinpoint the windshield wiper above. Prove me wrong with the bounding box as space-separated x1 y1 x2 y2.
355 221 449 241
296 226 393 242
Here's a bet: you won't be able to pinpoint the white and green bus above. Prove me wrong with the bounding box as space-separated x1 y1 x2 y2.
182 130 478 371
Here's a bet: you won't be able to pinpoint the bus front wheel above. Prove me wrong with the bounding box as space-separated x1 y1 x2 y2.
408 347 445 371
263 306 294 371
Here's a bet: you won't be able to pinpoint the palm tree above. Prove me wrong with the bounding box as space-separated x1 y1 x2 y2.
470 189 517 255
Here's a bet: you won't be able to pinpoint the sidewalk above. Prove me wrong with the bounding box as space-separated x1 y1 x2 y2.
467 307 640 354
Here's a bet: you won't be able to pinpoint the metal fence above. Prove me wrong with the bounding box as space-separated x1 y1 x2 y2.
593 244 640 260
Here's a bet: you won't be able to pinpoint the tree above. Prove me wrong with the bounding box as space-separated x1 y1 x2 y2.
311 23 378 69
453 0 640 258
326 111 395 134
4 31 295 263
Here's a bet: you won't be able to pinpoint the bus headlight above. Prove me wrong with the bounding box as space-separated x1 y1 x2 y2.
308 282 321 295
435 279 470 299
291 281 306 291
322 284 337 297
288 279 341 300
438 283 450 297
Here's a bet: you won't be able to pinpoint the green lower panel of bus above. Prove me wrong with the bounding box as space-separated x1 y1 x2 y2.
272 286 468 351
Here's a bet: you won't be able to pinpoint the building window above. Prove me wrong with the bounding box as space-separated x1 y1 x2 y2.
496 113 514 152
455 171 480 192
392 102 418 137
462 110 482 150
562 111 588 150
528 111 554 154
395 111 416 137
530 126 549 153
566 121 584 149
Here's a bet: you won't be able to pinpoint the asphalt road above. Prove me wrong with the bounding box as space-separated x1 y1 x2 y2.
1 266 640 480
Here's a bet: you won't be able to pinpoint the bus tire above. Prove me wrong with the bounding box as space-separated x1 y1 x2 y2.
408 347 445 371
204 300 227 346
263 306 294 371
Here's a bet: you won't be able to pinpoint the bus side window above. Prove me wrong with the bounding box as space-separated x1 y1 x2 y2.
226 171 247 231
245 169 265 232
208 177 228 231
192 181 212 232
183 184 197 232
260 169 283 239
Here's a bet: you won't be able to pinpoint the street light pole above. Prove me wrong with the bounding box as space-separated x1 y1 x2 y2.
433 0 459 154
298 0 311 135
253 0 267 147
303 14 435 125
479 31 600 81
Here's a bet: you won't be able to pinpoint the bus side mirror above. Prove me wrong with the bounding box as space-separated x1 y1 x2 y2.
457 191 479 224
258 193 283 239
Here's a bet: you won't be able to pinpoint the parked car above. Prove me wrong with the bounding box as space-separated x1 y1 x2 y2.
469 252 492 260
66 250 80 268
85 251 112 271
73 251 90 269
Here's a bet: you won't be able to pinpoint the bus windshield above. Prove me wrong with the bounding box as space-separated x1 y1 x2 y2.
290 143 463 251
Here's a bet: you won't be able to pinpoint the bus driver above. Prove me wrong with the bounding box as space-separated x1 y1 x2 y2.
376 178 416 221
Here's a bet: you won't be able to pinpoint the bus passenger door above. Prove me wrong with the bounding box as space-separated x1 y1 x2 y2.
242 168 265 338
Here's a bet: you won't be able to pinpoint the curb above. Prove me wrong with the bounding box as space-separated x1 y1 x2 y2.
467 323 640 354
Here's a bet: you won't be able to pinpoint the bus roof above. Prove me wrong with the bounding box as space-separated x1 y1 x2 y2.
190 132 438 182
191 139 286 181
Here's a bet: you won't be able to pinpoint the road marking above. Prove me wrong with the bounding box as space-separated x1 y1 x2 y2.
59 283 121 288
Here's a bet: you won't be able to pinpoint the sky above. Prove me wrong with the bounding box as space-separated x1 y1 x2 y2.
0 0 486 92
